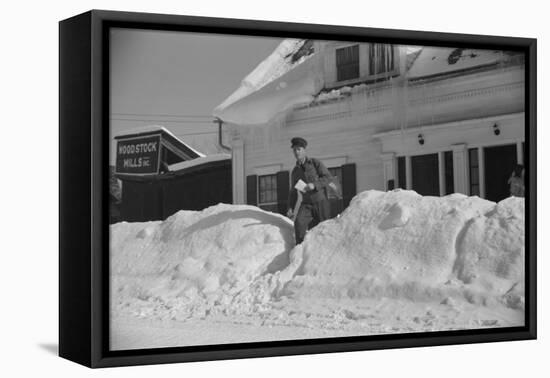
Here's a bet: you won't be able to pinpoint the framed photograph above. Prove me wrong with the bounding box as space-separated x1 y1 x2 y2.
59 10 536 368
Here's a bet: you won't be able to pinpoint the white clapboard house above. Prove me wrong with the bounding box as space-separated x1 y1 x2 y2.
213 39 525 217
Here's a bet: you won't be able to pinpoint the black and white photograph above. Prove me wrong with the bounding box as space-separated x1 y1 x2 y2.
4 0 547 375
109 28 527 351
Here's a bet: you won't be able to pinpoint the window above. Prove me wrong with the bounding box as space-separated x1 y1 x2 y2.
397 156 406 189
368 44 395 76
444 151 455 195
411 153 440 196
469 148 480 196
336 45 359 82
258 174 278 212
327 167 342 199
327 167 343 218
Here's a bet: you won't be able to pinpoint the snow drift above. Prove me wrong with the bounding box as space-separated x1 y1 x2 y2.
110 204 295 320
110 190 525 324
276 190 524 309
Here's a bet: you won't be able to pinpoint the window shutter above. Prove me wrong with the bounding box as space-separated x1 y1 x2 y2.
246 175 258 206
276 170 290 215
341 163 356 209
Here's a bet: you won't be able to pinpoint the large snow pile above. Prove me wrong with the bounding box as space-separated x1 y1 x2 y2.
276 190 524 309
110 190 525 326
110 204 294 320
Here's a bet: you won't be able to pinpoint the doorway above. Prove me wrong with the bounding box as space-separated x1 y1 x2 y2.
411 153 440 196
484 144 517 202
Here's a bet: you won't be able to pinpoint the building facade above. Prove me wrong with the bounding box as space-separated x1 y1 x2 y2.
217 41 525 216
114 126 232 222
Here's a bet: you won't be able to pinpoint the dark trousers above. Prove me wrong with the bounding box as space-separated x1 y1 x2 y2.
294 200 330 244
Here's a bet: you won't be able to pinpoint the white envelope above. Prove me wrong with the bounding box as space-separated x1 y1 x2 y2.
294 179 307 193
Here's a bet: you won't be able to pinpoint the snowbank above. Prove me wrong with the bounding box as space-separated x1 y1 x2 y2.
276 190 524 308
110 204 294 320
110 190 525 324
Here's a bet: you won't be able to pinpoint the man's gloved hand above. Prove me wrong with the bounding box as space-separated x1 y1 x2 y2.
306 183 315 191
286 208 294 218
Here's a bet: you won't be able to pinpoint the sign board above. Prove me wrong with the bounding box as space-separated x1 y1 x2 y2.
115 134 161 175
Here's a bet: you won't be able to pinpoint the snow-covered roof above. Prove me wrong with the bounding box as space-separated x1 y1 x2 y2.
406 47 507 79
168 153 231 172
115 125 205 158
215 39 315 113
213 39 320 125
214 42 519 125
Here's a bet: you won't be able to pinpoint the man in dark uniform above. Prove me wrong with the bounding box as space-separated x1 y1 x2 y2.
286 137 332 244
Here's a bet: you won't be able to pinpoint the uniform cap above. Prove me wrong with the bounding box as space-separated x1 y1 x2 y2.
291 137 307 148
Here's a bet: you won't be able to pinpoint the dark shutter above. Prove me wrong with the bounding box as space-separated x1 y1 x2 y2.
341 163 356 209
397 156 406 189
246 175 258 206
276 170 290 215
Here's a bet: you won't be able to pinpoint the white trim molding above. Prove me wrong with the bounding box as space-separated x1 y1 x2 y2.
318 155 348 168
373 112 525 156
254 164 283 176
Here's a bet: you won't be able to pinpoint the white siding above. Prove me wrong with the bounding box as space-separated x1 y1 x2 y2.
231 60 525 203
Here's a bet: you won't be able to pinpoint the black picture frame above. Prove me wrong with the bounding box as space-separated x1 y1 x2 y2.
59 9 537 368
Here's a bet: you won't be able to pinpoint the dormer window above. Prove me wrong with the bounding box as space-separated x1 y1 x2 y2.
336 44 359 82
368 43 395 75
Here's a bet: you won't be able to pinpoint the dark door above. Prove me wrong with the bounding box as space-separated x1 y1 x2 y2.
484 144 517 202
411 154 440 196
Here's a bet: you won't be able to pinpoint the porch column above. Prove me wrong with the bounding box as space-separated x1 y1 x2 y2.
381 153 397 190
232 138 245 204
517 141 524 165
451 144 468 195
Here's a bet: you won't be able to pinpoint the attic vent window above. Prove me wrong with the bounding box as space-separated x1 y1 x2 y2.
336 45 360 82
368 44 395 75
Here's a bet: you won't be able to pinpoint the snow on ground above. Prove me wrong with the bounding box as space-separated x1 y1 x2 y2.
110 190 525 350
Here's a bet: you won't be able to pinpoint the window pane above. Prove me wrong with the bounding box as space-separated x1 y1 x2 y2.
336 45 359 81
469 148 478 166
468 148 480 195
444 151 454 195
258 174 278 204
411 154 439 196
327 167 342 199
369 44 394 75
470 167 479 185
397 156 406 189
